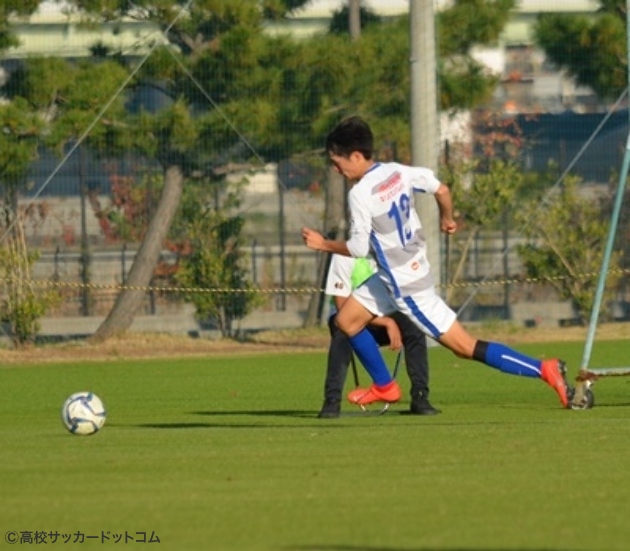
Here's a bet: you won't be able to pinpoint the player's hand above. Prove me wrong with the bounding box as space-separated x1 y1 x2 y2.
440 218 457 235
301 227 325 251
384 319 402 351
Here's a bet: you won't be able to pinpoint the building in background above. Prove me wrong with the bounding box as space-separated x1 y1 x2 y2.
3 0 171 61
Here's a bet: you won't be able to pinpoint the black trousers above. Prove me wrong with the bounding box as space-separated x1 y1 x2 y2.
323 312 431 402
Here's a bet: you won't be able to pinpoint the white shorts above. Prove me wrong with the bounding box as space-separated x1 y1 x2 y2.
352 275 457 339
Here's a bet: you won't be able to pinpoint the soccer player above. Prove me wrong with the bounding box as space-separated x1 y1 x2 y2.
302 116 572 409
319 253 439 418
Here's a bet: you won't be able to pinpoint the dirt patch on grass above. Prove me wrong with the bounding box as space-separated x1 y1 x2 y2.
0 321 628 365
0 333 324 365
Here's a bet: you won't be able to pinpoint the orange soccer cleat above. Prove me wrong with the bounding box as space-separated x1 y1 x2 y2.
347 381 402 406
540 359 571 408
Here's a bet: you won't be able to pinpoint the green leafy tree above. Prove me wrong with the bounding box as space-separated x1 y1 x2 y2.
5 55 132 318
56 0 313 341
0 215 60 346
515 174 622 324
181 0 518 166
0 17 59 343
444 158 524 305
0 97 43 207
438 0 516 109
534 0 627 101
317 0 517 160
175 179 263 338
437 111 524 303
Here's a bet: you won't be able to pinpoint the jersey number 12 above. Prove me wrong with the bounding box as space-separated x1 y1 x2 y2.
388 193 412 246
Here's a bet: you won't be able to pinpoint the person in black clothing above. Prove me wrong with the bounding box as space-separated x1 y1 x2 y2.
318 254 440 419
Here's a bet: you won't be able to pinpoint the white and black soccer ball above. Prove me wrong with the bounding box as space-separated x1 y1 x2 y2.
61 391 107 436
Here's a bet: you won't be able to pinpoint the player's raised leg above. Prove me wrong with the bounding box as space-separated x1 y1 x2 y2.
335 296 401 406
438 319 571 407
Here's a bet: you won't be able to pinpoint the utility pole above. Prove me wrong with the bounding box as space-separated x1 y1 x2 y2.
349 0 361 40
78 146 92 316
409 0 441 288
278 178 286 311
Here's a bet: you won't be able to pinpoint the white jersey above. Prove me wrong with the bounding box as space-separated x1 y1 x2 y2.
345 162 441 299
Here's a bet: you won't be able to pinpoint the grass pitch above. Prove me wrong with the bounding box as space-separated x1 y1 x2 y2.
1 340 630 550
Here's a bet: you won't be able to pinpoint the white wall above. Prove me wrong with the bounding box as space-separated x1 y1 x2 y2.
293 0 597 18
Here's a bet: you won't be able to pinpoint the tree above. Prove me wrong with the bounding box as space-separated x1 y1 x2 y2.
91 98 198 340
443 158 524 305
0 97 43 208
55 0 316 341
0 215 60 346
4 55 133 319
296 0 517 168
0 15 62 344
437 0 516 110
515 173 622 324
8 1 323 340
440 110 525 302
534 0 627 101
175 178 262 337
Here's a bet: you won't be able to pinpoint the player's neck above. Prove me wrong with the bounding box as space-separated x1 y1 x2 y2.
361 160 380 178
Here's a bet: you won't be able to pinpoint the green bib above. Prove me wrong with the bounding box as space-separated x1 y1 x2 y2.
350 257 375 290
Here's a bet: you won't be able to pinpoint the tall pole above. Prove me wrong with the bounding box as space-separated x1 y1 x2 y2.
79 146 92 316
278 179 286 311
410 0 441 288
349 0 361 40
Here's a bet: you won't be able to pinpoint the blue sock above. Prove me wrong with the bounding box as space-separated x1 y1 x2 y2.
484 342 542 378
348 329 392 386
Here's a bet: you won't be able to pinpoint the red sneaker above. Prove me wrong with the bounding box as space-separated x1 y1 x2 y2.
540 359 570 408
347 381 402 406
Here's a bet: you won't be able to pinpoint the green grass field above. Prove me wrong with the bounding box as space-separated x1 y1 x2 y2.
2 340 630 550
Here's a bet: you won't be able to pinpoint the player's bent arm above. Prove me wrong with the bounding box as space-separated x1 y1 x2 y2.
326 240 351 256
434 184 457 235
302 227 351 256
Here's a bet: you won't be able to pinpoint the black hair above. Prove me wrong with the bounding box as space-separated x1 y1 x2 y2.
325 116 374 160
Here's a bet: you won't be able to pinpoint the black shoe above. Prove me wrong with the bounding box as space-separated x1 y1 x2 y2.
410 398 440 415
318 399 341 419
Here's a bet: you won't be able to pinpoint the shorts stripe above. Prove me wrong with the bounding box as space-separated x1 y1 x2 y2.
402 296 441 338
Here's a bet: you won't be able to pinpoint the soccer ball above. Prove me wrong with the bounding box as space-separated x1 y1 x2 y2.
61 392 107 436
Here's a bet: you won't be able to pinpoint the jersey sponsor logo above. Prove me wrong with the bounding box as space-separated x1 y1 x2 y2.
375 172 403 202
334 281 345 289
411 261 420 270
